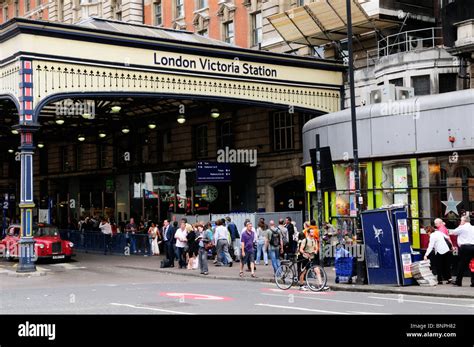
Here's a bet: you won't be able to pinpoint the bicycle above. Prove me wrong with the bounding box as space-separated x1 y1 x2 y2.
274 255 328 292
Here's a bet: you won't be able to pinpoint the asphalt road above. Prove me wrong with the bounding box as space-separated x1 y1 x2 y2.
1 256 474 315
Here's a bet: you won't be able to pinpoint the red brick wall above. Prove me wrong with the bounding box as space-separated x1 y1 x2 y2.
0 0 250 49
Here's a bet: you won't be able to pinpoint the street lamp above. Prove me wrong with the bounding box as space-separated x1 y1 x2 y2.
148 122 157 130
121 126 130 134
98 131 107 138
346 0 364 284
37 143 45 148
55 117 65 125
8 149 14 153
11 129 19 135
77 134 86 142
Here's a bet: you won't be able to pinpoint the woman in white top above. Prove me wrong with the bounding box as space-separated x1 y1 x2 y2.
424 226 452 284
174 221 189 269
255 221 268 266
148 223 161 256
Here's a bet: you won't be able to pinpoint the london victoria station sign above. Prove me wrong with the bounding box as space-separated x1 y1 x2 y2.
154 53 278 78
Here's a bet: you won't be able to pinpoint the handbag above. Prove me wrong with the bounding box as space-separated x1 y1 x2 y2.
204 241 214 251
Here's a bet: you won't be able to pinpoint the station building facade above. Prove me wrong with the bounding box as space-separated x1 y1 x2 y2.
0 17 344 229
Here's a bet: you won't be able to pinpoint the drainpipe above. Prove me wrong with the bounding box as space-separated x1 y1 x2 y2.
142 0 145 24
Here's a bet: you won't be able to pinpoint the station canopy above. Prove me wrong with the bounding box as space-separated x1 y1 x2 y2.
267 0 399 46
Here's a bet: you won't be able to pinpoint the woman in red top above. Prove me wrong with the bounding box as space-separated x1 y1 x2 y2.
434 218 450 236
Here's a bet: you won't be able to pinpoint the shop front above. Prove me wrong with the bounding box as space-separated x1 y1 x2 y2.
302 89 474 249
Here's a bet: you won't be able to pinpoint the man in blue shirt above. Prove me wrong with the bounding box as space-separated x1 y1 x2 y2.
226 216 240 262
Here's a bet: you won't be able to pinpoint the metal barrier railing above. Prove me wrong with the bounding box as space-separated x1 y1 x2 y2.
365 27 443 68
59 230 153 255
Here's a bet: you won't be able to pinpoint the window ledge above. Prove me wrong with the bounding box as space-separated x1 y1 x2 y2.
193 7 209 15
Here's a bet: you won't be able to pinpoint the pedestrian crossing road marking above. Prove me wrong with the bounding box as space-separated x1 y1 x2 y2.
160 292 233 301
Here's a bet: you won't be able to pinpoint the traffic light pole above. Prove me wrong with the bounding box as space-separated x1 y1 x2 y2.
315 134 323 264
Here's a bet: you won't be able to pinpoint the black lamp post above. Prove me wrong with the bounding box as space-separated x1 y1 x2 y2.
346 0 365 284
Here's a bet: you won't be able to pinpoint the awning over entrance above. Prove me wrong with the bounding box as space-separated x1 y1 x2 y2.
0 17 345 123
267 0 399 46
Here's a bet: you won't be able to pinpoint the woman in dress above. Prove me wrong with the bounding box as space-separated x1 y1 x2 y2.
149 222 161 256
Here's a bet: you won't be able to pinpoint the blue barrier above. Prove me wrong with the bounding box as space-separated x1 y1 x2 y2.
59 230 153 255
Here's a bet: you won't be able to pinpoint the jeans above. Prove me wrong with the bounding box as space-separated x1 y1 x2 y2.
268 247 281 273
256 240 268 265
127 234 137 253
175 246 186 268
103 234 112 255
216 239 233 265
199 247 209 273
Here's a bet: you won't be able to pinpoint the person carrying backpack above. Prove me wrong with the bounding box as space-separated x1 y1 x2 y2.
278 219 289 259
266 220 283 273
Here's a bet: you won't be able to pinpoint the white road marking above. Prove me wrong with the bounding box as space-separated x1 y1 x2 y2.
255 303 350 315
110 303 194 315
368 296 474 308
366 294 474 302
261 293 384 307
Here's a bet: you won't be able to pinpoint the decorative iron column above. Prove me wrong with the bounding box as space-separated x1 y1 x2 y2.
15 59 38 273
15 125 39 273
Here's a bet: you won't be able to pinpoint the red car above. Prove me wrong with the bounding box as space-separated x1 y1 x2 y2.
0 223 74 261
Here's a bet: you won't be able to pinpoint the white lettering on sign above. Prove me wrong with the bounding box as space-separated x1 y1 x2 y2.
69 199 76 209
154 53 278 78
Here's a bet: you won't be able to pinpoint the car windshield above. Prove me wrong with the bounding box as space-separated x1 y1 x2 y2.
34 226 59 237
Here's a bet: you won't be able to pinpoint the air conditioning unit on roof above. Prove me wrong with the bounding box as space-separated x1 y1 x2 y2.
369 84 396 104
408 36 424 50
395 86 415 100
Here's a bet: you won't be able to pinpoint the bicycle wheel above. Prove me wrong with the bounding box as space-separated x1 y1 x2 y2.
274 264 294 290
305 265 328 292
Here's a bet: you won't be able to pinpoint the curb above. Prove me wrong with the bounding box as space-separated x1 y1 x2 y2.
117 265 474 299
3 270 47 277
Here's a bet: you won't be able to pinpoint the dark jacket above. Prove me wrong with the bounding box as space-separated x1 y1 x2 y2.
286 223 295 246
164 225 176 244
186 230 199 255
227 222 240 241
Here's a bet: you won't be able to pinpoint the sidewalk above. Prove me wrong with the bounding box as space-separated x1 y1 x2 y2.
105 252 474 299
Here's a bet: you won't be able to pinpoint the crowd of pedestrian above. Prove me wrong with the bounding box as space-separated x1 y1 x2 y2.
45 212 474 287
